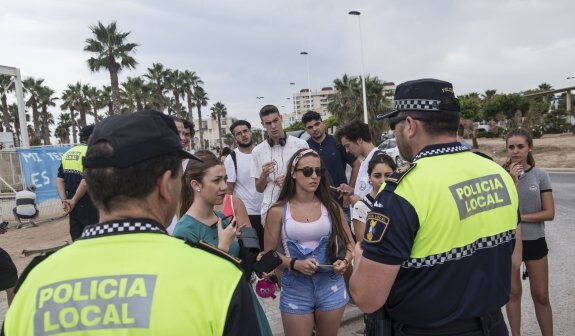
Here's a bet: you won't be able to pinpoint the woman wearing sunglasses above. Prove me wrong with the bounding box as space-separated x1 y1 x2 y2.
503 129 555 336
352 153 397 242
264 148 354 336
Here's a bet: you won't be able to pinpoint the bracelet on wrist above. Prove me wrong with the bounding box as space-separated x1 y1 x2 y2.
343 259 350 268
290 258 298 271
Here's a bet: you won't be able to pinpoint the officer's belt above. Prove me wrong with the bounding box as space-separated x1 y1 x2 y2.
399 310 502 335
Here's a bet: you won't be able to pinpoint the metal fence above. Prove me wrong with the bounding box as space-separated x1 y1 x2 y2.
0 150 22 193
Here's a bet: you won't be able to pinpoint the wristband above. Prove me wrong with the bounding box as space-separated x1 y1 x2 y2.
290 258 298 271
343 259 350 268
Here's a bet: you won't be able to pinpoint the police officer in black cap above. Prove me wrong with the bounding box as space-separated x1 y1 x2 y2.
350 79 521 335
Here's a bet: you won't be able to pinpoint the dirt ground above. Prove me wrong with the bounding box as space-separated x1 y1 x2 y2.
472 133 575 169
1 133 573 320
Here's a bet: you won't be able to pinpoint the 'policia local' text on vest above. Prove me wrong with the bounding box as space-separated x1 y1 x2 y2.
374 146 519 326
4 231 243 335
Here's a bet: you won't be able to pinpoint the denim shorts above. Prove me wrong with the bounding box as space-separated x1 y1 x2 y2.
279 269 349 314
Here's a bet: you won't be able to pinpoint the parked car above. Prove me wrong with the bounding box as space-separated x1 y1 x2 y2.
377 139 404 166
286 130 311 141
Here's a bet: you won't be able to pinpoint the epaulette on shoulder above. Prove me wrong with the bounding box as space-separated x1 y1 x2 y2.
385 162 417 185
185 239 243 270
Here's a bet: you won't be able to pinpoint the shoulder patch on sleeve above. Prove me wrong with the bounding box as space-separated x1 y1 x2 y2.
185 239 243 270
363 212 390 244
385 162 416 185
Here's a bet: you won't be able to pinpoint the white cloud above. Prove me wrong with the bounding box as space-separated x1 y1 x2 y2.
1 0 574 129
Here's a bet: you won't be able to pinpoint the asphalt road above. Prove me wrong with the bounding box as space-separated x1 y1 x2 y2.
343 172 575 335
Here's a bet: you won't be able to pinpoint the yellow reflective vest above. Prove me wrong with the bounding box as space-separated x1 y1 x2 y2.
61 144 88 175
4 230 244 335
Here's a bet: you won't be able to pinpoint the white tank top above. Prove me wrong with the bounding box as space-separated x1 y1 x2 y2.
282 201 331 250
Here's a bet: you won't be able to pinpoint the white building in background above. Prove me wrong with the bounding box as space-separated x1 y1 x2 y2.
0 132 15 150
192 116 237 150
282 82 397 128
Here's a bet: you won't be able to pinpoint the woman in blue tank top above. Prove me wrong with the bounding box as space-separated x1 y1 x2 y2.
264 149 354 336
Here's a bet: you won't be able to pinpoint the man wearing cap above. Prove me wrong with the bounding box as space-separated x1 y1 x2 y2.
350 79 520 335
56 124 99 240
3 110 262 335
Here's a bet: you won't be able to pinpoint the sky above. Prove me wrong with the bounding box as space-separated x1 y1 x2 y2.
2 0 575 128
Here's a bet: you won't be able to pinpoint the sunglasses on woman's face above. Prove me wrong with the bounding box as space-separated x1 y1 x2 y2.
295 166 324 177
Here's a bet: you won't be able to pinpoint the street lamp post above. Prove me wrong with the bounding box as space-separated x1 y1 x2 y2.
300 52 313 111
349 10 369 124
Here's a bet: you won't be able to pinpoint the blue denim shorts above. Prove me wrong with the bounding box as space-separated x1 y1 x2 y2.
279 269 349 314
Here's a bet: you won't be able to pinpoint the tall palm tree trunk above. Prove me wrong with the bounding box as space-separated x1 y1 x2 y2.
93 107 99 123
31 103 41 134
79 107 87 128
174 92 181 118
1 95 11 133
41 106 51 145
70 108 77 143
197 105 204 150
109 65 121 115
186 96 195 146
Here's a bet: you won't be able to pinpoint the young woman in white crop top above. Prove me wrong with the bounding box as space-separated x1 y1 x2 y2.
264 149 354 336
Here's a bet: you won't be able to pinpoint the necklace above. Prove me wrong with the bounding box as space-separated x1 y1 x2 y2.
293 199 318 223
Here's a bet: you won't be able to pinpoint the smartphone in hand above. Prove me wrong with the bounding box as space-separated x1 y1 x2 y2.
253 250 282 276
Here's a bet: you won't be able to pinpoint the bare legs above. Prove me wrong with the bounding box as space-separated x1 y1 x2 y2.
506 257 553 336
282 306 346 336
526 257 553 336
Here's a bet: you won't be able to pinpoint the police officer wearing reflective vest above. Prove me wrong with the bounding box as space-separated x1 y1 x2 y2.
3 110 262 335
56 125 99 240
349 79 520 335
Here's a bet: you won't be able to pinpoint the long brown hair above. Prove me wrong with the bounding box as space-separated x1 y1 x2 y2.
503 128 535 169
275 149 351 260
179 150 223 218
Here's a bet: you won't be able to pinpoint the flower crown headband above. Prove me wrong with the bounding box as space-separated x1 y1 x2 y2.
290 149 319 176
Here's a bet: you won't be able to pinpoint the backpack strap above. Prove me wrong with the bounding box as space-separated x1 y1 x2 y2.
230 150 238 174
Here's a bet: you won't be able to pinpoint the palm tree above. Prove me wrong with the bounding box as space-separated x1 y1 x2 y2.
84 85 104 123
165 69 186 117
166 97 187 117
55 113 72 144
61 86 79 143
482 90 497 101
84 21 138 115
22 77 44 134
192 86 209 149
0 75 14 133
210 101 227 149
329 74 362 123
182 70 203 125
39 85 56 145
101 85 114 118
144 62 170 111
9 103 29 147
64 82 90 128
122 76 149 112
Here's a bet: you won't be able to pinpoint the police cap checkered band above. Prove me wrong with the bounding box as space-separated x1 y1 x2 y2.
377 78 459 120
394 99 441 112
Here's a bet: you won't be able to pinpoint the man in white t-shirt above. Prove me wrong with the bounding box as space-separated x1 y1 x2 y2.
251 105 308 226
336 120 380 206
13 185 39 221
224 120 265 246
